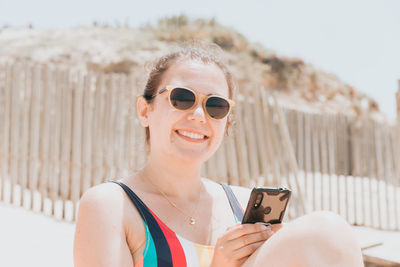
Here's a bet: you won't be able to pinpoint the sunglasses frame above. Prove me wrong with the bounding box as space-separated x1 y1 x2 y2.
154 85 235 121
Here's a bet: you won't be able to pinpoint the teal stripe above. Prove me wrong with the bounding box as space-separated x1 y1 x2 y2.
142 220 157 266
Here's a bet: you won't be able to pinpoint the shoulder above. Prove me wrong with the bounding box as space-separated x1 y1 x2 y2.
202 178 251 209
76 181 143 233
74 182 134 266
74 182 128 240
77 182 126 214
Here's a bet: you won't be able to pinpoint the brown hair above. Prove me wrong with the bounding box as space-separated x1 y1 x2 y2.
142 44 236 144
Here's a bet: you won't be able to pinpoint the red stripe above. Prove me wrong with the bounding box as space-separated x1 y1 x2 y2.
148 209 187 267
134 256 143 267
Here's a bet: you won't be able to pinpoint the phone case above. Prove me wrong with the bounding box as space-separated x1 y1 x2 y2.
242 187 291 224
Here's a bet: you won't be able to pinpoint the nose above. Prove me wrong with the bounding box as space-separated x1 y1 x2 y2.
188 104 206 123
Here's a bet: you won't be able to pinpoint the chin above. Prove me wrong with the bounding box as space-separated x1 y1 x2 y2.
170 147 215 165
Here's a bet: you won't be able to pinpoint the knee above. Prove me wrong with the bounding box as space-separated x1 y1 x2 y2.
243 211 363 266
298 211 356 247
290 211 363 265
305 210 351 232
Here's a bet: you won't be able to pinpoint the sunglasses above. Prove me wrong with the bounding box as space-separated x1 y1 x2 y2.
153 85 235 120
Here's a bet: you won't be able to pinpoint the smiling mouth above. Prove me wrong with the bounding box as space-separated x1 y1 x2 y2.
175 130 209 142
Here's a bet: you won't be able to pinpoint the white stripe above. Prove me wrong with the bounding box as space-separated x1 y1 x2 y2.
176 235 200 267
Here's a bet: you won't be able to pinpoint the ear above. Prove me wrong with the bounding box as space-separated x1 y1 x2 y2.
225 115 235 136
137 96 151 127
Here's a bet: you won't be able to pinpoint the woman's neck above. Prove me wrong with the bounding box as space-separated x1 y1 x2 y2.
139 154 204 200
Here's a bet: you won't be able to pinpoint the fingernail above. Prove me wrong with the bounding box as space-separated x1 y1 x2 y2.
255 222 271 227
266 227 273 235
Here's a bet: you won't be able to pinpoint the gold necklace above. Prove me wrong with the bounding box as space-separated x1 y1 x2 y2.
147 178 202 225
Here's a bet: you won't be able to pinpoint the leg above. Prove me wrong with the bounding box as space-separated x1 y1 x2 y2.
242 211 364 267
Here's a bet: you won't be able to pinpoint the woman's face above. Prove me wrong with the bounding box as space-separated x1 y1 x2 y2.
145 59 230 164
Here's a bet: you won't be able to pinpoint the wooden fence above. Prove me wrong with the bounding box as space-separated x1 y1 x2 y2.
0 63 399 231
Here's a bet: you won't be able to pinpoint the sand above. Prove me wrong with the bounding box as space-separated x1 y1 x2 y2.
1 199 400 267
0 203 75 267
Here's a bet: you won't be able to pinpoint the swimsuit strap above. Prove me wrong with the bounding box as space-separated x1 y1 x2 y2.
219 183 244 222
108 180 174 266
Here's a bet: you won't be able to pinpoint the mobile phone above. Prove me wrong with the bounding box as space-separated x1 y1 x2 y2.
242 187 291 224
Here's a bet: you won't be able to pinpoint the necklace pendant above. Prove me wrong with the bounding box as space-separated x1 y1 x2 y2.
190 217 196 225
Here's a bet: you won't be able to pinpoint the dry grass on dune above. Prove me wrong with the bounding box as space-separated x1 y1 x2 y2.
0 15 384 121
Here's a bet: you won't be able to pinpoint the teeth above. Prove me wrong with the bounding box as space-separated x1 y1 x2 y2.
178 130 206 140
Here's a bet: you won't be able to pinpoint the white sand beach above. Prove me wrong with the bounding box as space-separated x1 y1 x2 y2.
0 203 75 267
1 199 400 267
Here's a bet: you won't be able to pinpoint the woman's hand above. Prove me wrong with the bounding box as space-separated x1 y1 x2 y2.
210 223 282 267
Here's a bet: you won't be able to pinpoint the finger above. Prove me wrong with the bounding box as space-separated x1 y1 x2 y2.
234 227 272 248
237 256 249 267
232 240 266 260
221 227 271 254
225 223 270 241
225 222 241 232
270 223 283 233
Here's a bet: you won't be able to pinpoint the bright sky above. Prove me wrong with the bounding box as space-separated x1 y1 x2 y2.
1 0 399 120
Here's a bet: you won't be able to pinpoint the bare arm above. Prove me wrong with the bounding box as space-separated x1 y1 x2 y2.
73 184 133 267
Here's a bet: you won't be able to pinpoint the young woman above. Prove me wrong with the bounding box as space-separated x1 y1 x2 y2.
73 46 363 267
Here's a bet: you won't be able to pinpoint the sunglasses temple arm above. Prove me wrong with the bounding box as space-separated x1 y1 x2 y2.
151 87 168 98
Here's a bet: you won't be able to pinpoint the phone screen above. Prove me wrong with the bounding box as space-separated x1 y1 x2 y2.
242 187 291 224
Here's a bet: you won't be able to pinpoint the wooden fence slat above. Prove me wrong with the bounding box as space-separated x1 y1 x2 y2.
311 114 320 211
383 126 393 229
253 86 269 181
390 128 400 230
341 115 350 222
225 132 239 185
126 74 135 173
37 66 52 212
234 91 251 186
114 75 125 177
69 71 84 205
260 90 280 186
9 64 22 204
327 115 336 213
51 68 63 216
358 118 366 226
215 137 228 184
1 65 12 201
104 75 117 181
319 115 328 210
59 68 72 210
0 64 7 201
362 119 370 226
296 111 305 193
243 87 260 184
364 121 373 227
92 74 105 186
120 76 130 176
304 112 312 199
19 65 31 206
81 74 94 196
374 120 384 229
46 67 60 216
350 120 360 225
68 70 82 204
28 66 42 209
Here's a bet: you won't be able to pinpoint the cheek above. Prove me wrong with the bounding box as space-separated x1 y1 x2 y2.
212 121 227 144
147 107 179 138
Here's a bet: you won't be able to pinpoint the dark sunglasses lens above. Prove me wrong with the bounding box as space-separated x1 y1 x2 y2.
206 96 230 119
170 88 196 110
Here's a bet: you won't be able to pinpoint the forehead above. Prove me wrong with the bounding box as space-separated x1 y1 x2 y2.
161 59 229 97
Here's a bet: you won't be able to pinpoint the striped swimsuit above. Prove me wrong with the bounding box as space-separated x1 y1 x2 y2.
110 181 244 267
